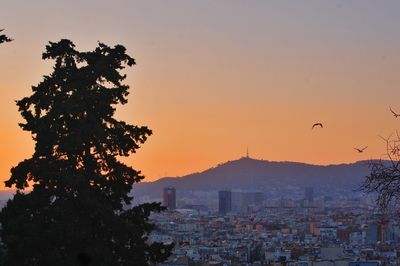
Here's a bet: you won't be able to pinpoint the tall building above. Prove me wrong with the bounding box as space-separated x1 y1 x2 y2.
231 189 264 213
305 187 314 203
218 190 232 215
163 187 176 210
365 223 378 244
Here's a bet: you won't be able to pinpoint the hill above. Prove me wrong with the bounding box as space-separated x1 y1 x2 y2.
132 157 373 199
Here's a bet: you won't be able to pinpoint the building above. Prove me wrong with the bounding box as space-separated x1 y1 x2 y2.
349 262 379 266
218 190 232 215
163 187 176 210
231 189 264 213
365 223 378 244
304 187 314 204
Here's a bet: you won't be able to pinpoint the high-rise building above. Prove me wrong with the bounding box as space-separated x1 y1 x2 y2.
365 223 378 244
163 187 176 210
305 187 314 203
218 190 232 215
231 189 264 213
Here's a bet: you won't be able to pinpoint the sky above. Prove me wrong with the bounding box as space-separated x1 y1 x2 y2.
1 1 400 188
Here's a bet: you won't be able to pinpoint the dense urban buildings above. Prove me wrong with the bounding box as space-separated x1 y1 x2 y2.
150 186 399 265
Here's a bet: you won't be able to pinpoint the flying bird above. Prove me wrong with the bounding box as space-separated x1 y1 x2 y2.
390 107 400 118
0 29 12 44
354 146 368 153
312 123 323 129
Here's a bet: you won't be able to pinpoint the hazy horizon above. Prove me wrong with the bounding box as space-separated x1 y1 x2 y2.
0 155 377 190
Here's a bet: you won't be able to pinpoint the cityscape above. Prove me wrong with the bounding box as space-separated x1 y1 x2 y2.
146 184 399 265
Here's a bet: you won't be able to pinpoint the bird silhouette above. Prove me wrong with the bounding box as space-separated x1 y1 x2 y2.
0 29 12 44
390 107 400 118
312 123 323 129
354 146 368 153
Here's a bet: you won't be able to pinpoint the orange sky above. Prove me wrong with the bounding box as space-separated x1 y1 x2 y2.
1 1 400 189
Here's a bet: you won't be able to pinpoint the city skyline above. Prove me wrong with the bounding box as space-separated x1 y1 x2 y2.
2 1 400 189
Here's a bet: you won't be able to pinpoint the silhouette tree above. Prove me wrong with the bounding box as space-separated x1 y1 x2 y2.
0 39 173 265
360 133 400 211
0 29 12 44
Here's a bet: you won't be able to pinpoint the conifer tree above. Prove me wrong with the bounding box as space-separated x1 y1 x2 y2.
0 39 173 266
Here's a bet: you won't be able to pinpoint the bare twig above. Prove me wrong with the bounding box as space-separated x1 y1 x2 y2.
360 133 400 212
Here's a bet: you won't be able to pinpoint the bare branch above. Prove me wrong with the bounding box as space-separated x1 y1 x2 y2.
360 133 400 212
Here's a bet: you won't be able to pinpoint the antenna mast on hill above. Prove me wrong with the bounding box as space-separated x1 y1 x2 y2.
246 148 249 158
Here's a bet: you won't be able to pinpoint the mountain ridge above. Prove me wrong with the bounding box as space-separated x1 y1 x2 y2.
132 157 376 199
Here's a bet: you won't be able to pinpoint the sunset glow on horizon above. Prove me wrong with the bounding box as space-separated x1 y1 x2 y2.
1 1 400 189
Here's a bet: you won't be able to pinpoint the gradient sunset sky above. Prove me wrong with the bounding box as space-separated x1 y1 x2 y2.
1 1 400 188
